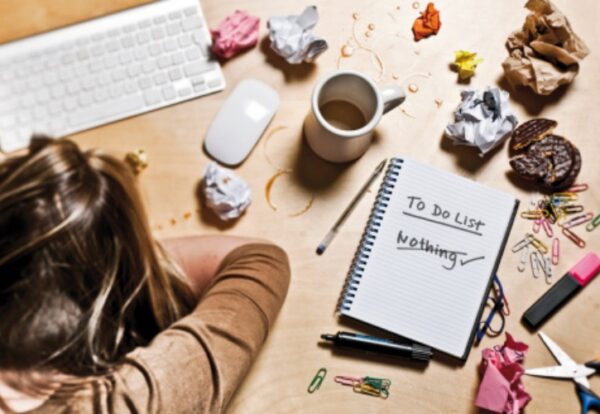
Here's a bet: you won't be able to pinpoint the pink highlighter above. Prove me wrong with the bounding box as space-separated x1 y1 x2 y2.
523 252 600 329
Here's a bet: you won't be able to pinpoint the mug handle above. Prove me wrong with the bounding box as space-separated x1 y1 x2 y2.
380 85 406 114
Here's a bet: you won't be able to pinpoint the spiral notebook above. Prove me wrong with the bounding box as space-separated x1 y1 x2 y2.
337 157 519 360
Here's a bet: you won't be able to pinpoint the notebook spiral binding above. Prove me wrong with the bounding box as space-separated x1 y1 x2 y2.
336 158 404 313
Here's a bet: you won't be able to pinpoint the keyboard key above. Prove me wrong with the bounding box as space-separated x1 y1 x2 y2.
178 87 192 97
138 19 152 29
168 68 182 81
47 104 62 116
63 97 77 111
138 77 152 90
143 89 162 105
208 78 223 89
61 52 76 64
111 68 127 82
136 31 150 45
66 80 80 95
182 17 203 31
89 59 103 73
35 89 51 104
171 51 185 65
177 34 192 48
127 63 142 77
90 44 105 57
20 94 35 107
107 28 121 37
151 27 166 40
118 50 133 64
68 94 144 127
78 92 93 107
161 85 176 100
0 99 17 114
0 115 15 129
49 85 65 99
94 89 108 102
193 83 207 94
153 72 167 85
81 76 95 90
169 11 183 20
106 40 120 53
42 71 59 86
166 23 181 36
122 24 136 33
133 48 147 60
153 15 167 25
121 35 135 49
184 61 213 77
91 32 105 42
76 49 90 61
163 38 178 52
109 83 123 98
17 111 32 124
148 43 162 57
32 106 47 120
184 7 198 16
186 47 201 61
103 55 118 69
27 76 43 89
96 73 111 86
123 82 138 95
142 60 156 73
157 56 171 69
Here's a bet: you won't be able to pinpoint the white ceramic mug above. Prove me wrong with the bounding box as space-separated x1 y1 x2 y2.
304 70 405 163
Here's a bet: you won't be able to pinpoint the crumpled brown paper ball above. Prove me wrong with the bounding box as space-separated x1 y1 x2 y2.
502 0 590 96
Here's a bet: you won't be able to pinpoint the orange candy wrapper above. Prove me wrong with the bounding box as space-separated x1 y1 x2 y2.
412 3 441 41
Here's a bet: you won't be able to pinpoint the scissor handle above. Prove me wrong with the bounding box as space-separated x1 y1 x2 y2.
576 383 600 414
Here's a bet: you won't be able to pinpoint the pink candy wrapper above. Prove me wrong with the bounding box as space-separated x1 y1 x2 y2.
475 333 531 414
211 11 260 60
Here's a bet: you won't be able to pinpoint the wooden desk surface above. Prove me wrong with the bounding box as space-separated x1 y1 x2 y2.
1 0 599 412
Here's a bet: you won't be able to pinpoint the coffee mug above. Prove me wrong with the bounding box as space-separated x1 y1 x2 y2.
304 70 405 163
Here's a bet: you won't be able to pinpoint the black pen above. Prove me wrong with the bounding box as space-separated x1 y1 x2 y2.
320 331 433 362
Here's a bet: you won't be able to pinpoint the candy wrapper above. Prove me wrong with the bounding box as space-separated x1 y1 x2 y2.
211 11 260 60
502 0 590 95
452 50 483 80
203 162 251 221
267 6 328 64
475 333 531 414
412 3 441 41
444 87 518 156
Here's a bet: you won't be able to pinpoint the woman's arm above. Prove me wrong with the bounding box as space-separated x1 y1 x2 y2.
161 235 264 297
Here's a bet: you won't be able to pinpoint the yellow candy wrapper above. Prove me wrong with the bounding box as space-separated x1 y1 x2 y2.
452 50 483 80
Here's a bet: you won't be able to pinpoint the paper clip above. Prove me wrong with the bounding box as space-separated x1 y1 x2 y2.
530 251 542 279
520 210 545 220
529 235 548 254
547 202 559 223
363 376 392 391
542 255 553 285
561 205 584 215
552 192 577 202
352 380 390 399
511 234 532 253
532 219 541 234
566 183 588 193
540 218 553 237
334 375 361 386
562 227 586 248
307 368 327 393
551 238 559 266
586 214 600 232
562 212 594 229
517 244 530 272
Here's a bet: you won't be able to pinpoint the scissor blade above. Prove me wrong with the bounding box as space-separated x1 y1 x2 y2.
538 331 577 367
525 365 595 380
574 375 591 389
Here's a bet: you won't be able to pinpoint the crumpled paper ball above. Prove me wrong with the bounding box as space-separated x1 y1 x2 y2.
444 87 518 156
267 5 328 64
203 162 251 221
210 10 260 60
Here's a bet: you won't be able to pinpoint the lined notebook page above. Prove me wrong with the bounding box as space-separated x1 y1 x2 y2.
342 157 517 358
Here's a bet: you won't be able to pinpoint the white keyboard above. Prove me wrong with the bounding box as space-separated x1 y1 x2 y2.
0 0 225 152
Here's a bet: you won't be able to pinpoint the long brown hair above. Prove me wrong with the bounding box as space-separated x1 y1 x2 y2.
0 137 194 376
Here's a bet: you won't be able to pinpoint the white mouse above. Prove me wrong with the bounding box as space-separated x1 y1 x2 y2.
204 79 279 166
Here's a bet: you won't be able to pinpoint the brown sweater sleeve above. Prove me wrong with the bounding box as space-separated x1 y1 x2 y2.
109 243 291 413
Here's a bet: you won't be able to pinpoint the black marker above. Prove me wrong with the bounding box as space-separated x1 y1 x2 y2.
320 331 433 362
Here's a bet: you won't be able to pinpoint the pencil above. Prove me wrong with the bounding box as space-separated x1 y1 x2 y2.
316 159 387 255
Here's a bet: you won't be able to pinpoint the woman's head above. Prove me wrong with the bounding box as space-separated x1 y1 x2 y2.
0 137 193 376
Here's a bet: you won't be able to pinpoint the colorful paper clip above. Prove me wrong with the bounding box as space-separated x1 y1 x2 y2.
551 238 559 266
512 234 532 253
567 183 588 193
334 375 361 386
586 214 600 232
352 377 391 399
542 255 553 285
530 251 542 279
532 219 541 234
529 235 548 254
520 210 546 220
517 244 530 272
541 218 553 237
562 212 594 229
562 227 586 248
552 192 577 203
307 368 327 393
561 205 584 215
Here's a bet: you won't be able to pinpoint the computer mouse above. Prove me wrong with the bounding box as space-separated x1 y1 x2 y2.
204 79 279 166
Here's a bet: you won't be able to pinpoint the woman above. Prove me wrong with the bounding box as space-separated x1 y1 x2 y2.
0 137 290 413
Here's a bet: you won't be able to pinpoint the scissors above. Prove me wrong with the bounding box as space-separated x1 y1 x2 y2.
525 331 600 413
